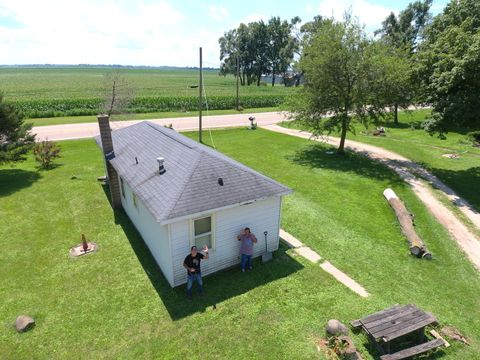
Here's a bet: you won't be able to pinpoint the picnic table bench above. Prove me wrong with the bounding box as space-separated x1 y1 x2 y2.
351 304 444 360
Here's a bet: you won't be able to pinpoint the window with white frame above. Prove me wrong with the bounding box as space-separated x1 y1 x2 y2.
193 216 213 249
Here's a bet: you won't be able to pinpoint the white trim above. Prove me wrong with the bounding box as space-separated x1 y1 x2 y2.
276 196 283 249
160 193 290 226
189 214 216 250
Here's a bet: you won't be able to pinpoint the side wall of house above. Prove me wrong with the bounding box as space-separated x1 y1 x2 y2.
119 175 174 287
170 196 282 287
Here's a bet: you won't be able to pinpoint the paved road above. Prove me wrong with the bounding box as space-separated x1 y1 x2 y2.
33 111 287 141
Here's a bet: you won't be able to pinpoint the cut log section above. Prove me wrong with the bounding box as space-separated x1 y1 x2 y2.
383 188 432 259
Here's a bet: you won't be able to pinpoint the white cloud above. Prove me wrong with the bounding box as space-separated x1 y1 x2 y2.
206 5 229 21
0 0 205 66
315 0 395 31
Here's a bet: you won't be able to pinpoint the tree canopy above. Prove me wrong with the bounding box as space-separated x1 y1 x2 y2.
289 16 387 154
0 93 35 164
375 0 432 54
219 17 299 86
417 0 480 133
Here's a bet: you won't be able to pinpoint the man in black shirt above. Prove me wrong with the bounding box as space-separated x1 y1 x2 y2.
183 245 209 298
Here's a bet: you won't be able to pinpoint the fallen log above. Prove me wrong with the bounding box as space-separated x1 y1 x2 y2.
383 188 432 259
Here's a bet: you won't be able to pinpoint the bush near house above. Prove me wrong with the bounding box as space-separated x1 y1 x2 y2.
33 140 61 169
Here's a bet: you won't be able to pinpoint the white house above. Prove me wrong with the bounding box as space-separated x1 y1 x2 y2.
95 115 292 287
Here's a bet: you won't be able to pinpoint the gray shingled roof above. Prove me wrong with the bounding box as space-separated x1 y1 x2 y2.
95 122 291 223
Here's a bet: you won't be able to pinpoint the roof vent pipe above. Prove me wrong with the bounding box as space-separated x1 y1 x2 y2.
157 157 166 175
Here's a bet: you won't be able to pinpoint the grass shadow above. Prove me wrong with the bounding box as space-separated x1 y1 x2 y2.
430 166 480 212
287 144 404 185
0 168 42 197
36 163 64 172
101 184 304 321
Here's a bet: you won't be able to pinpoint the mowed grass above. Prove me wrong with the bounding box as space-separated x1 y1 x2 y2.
281 109 480 211
0 67 293 101
0 128 479 359
29 107 279 127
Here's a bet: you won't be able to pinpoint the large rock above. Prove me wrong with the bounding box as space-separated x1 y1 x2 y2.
15 315 35 333
326 319 348 336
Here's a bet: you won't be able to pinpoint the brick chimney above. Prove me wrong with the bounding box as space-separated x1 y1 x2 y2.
97 115 122 209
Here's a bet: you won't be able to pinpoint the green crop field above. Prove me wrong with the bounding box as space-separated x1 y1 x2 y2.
0 67 293 118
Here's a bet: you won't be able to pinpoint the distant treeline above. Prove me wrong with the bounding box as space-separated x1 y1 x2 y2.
0 64 219 71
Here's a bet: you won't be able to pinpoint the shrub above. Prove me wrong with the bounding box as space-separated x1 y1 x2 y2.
467 131 480 146
33 140 61 169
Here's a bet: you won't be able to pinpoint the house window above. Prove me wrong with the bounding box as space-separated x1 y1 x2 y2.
193 216 212 249
120 177 125 198
132 193 138 209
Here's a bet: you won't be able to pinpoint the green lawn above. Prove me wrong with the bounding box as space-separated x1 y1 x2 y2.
281 109 480 211
28 107 279 127
0 128 478 359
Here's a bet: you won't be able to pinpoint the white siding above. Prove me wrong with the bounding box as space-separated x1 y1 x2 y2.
170 196 282 287
119 175 174 287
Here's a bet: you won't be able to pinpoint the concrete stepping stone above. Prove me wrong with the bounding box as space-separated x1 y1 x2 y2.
320 261 369 298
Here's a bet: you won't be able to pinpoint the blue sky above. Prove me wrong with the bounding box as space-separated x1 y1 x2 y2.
0 0 449 66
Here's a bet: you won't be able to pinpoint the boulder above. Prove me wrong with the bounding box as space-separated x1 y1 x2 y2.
15 315 35 333
326 319 349 336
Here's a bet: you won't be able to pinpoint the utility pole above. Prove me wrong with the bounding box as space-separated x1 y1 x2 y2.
236 56 239 111
198 47 203 143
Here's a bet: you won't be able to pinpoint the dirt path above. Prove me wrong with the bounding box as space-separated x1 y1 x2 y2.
264 125 480 271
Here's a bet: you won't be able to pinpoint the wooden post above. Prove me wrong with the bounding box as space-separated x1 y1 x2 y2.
236 56 239 110
383 188 432 259
199 47 203 143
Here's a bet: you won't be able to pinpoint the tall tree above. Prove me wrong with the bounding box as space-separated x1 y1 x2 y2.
375 0 432 54
290 16 385 154
219 17 298 86
266 17 299 86
0 93 35 164
369 42 414 124
250 20 270 86
375 0 432 123
417 0 480 132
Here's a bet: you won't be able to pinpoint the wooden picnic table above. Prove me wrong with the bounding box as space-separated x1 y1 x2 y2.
351 304 443 360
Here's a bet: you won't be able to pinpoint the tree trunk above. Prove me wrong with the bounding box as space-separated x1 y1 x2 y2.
337 116 348 155
257 74 261 86
272 70 275 87
394 103 399 125
383 188 432 259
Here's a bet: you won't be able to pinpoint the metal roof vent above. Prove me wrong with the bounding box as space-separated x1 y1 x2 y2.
218 177 224 186
157 157 166 175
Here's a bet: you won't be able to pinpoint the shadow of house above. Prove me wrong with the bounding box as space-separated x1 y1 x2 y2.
111 205 303 320
0 169 42 197
287 144 405 186
101 184 303 320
